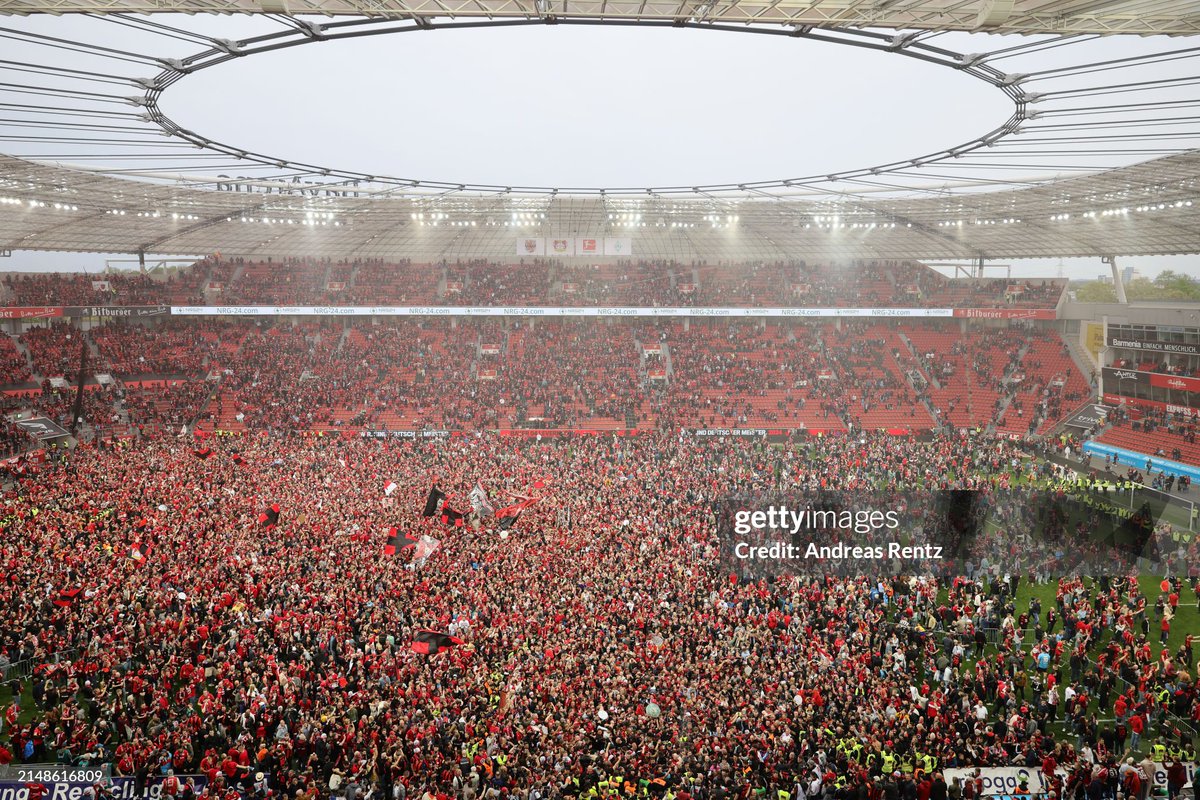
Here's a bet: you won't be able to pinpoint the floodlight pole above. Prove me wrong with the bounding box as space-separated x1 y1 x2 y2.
1102 256 1128 304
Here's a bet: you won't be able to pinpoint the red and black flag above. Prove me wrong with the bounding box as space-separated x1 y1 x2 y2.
231 453 247 467
258 503 281 529
193 447 213 460
129 543 150 564
410 630 464 656
439 505 466 528
53 587 82 608
383 526 419 557
421 486 446 517
496 497 539 531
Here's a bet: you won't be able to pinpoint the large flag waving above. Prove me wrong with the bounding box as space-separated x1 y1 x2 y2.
410 630 464 656
469 483 494 518
383 526 419 557
258 503 281 529
412 535 441 568
129 543 151 564
53 587 82 608
421 486 446 517
496 496 539 531
439 505 466 528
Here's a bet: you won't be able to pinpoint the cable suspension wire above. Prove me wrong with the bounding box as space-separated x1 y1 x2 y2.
1034 100 1200 118
1035 76 1200 99
1022 118 1200 131
95 164 292 173
0 28 166 67
0 83 136 102
0 119 163 133
0 103 147 119
0 61 139 86
978 33 1098 60
89 12 226 47
1021 46 1200 80
0 137 207 146
18 153 245 159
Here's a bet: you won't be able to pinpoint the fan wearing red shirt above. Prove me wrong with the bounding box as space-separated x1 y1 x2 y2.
1130 712 1145 752
1042 753 1057 785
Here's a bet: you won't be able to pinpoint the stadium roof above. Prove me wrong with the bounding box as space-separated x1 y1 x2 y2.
1 151 1197 260
0 2 1198 260
1 0 1198 35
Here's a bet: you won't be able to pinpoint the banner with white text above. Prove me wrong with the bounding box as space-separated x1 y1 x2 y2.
944 765 1192 796
170 305 966 318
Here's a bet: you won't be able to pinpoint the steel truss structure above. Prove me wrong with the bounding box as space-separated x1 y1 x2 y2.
0 2 1197 259
1 0 1199 35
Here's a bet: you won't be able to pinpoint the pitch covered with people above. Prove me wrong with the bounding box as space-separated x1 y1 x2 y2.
0 430 1196 800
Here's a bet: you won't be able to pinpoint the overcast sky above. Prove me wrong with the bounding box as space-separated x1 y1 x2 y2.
1 15 1197 277
158 23 1007 189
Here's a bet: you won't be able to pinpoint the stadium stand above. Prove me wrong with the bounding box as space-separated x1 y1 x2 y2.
91 320 213 377
20 321 81 379
0 332 31 386
342 259 437 305
0 314 1094 439
0 261 1196 800
3 0 1199 791
1095 405 1200 466
0 259 1067 310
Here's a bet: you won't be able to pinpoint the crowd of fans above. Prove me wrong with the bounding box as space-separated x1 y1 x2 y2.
121 380 213 436
0 417 31 457
3 271 188 306
0 431 1196 800
20 322 84 379
0 385 116 440
92 321 214 377
1006 330 1094 437
0 260 1066 310
0 334 31 386
0 318 1095 442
